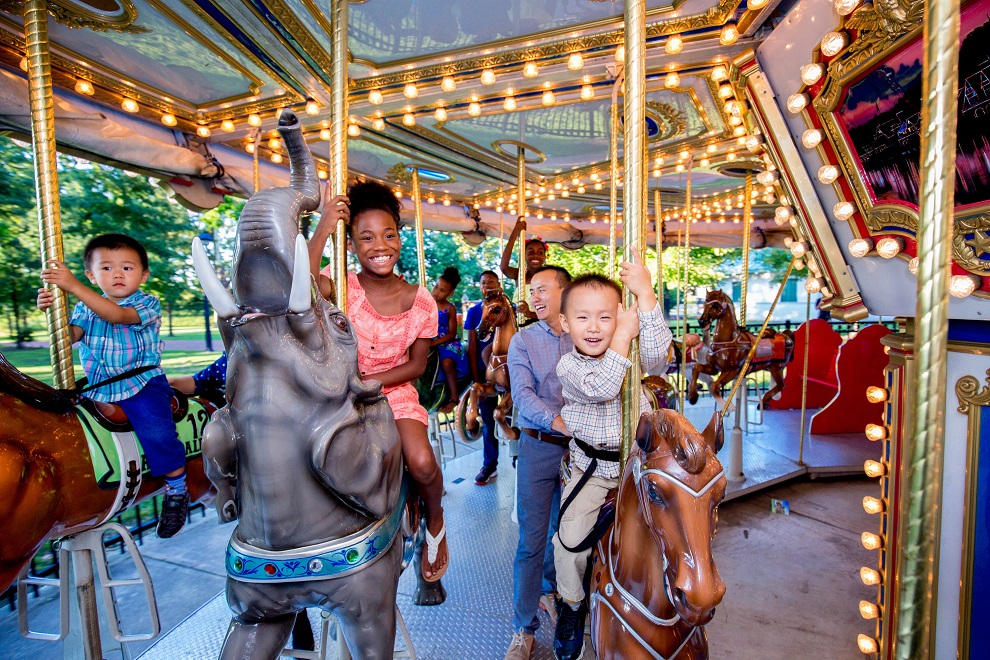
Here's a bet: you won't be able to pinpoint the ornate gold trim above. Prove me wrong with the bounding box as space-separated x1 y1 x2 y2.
955 370 990 660
865 205 919 237
952 215 990 276
349 0 742 91
261 0 337 84
0 0 148 33
645 99 686 142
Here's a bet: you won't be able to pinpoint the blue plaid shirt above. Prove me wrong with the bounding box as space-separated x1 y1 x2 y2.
70 290 165 403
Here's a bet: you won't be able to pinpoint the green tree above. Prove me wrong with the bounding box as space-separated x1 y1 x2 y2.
395 228 503 301
755 248 794 283
0 139 40 345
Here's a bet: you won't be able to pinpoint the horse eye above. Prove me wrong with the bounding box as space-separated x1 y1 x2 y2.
331 313 349 332
648 483 666 506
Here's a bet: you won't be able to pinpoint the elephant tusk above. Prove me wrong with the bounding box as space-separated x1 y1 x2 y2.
288 233 312 313
192 237 239 319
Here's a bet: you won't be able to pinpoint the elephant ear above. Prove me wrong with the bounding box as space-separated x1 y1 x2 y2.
311 397 403 519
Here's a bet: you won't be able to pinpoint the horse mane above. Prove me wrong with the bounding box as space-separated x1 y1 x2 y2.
0 351 75 414
637 410 708 474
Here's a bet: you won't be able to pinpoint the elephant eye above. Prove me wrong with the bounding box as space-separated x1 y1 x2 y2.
331 313 349 332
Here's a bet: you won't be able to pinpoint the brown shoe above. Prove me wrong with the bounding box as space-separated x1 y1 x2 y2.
504 631 534 660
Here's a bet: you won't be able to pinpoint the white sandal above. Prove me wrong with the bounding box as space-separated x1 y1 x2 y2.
423 522 448 582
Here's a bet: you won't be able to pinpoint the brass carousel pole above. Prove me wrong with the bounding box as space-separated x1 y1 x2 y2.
727 172 753 482
411 167 427 286
654 187 663 294
894 0 959 654
797 291 811 466
329 0 349 313
678 158 693 412
619 0 645 468
516 149 527 322
739 173 752 325
609 71 623 280
252 131 261 194
25 0 73 389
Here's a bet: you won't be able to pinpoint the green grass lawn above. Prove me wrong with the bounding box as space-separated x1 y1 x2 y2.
1 347 220 381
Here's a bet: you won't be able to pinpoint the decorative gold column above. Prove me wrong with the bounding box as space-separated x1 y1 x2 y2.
679 159 693 412
620 0 645 468
654 187 663 294
411 167 427 285
25 0 73 388
517 150 527 298
894 0 960 655
252 131 261 194
609 72 623 280
739 173 753 325
329 0 349 312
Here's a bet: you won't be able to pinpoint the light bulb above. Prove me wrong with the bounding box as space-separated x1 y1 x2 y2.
802 129 823 149
568 52 584 70
834 201 855 220
245 142 255 154
221 119 235 133
268 137 282 150
581 82 595 100
665 71 680 88
481 68 496 85
800 63 825 86
817 165 839 184
577 185 585 193
248 113 262 127
821 31 849 57
848 238 874 257
787 93 809 114
711 65 729 82
756 170 778 186
790 241 808 258
860 567 881 586
271 153 283 164
857 634 879 654
908 257 919 274
542 89 556 106
74 79 95 96
726 100 743 116
862 387 889 406
876 236 904 259
720 23 739 45
949 274 982 298
161 113 177 127
441 76 456 92
745 135 762 152
523 61 539 78
666 34 684 54
403 82 419 99
434 106 448 122
615 45 625 62
864 460 885 478
347 123 361 137
121 98 139 113
863 497 884 515
443 198 451 206
468 101 481 117
19 57 27 72
318 169 328 180
749 0 769 8
805 277 824 293
776 206 793 223
196 125 211 138
727 151 737 161
707 143 718 153
859 601 879 620
306 99 320 115
675 163 685 172
372 117 385 130
368 89 383 105
865 424 887 442
504 95 517 111
718 83 734 99
835 0 861 16
402 112 416 126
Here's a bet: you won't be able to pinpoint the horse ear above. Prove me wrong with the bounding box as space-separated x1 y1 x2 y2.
635 414 654 452
702 411 724 453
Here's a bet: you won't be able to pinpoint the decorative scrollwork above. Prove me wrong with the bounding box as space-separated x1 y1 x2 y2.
645 101 686 143
952 215 990 276
956 371 990 414
0 0 149 33
865 206 918 235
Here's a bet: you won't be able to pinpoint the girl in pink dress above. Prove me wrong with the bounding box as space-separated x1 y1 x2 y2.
310 181 448 582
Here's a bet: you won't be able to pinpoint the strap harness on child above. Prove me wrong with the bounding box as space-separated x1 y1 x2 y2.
62 365 159 400
557 437 620 553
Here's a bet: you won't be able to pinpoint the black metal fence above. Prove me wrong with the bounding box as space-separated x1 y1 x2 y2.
2 496 206 611
671 318 899 339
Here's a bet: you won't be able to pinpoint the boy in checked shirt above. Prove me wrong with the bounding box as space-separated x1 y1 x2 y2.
550 249 672 660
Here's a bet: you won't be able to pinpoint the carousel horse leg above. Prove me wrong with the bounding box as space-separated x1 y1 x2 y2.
494 391 519 441
709 368 738 410
761 363 786 410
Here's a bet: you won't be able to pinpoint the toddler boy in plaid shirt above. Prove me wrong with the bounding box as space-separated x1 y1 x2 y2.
550 249 671 660
38 233 189 538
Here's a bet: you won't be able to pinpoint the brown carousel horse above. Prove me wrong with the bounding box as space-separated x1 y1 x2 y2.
590 409 726 659
687 289 794 409
456 289 519 442
0 352 214 593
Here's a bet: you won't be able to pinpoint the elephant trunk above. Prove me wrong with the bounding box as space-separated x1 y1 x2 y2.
279 110 321 213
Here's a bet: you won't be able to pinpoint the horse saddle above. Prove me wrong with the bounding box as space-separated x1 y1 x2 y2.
77 389 191 433
752 334 787 362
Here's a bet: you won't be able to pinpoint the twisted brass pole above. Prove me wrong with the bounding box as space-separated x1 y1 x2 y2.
620 0 645 468
330 0 349 312
740 173 753 326
517 149 527 308
654 187 662 294
608 71 623 280
25 0 74 388
411 167 426 286
894 0 959 654
252 131 261 194
678 158 693 411
797 291 811 466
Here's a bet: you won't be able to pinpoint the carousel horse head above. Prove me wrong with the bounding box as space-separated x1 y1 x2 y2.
477 289 515 338
632 409 727 626
697 289 733 329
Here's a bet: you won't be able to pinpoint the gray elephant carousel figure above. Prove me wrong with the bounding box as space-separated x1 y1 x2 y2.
193 109 408 659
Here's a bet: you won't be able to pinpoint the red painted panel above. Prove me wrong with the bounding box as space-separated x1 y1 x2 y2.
766 319 842 410
810 324 892 434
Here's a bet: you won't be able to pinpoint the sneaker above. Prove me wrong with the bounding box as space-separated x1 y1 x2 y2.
475 466 498 485
539 593 559 626
553 601 587 660
157 491 189 538
504 631 534 660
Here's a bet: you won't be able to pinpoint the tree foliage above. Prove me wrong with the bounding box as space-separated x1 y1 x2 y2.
0 139 40 344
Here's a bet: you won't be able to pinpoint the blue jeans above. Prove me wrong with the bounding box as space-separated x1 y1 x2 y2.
480 395 498 470
512 434 565 633
118 375 186 476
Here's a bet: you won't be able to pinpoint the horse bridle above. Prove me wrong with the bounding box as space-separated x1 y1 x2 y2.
592 455 725 657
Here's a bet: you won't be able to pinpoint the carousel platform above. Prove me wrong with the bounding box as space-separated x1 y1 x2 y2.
0 404 876 660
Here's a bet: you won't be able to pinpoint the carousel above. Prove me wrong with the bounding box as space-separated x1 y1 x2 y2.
0 0 987 658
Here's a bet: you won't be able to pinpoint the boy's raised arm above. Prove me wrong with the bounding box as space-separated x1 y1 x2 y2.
41 260 141 325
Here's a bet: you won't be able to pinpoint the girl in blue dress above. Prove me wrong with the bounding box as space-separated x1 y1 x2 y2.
431 266 469 413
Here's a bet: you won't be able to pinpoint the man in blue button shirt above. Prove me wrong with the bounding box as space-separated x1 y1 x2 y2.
504 265 572 659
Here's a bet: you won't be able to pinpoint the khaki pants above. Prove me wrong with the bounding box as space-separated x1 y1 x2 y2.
552 467 619 603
